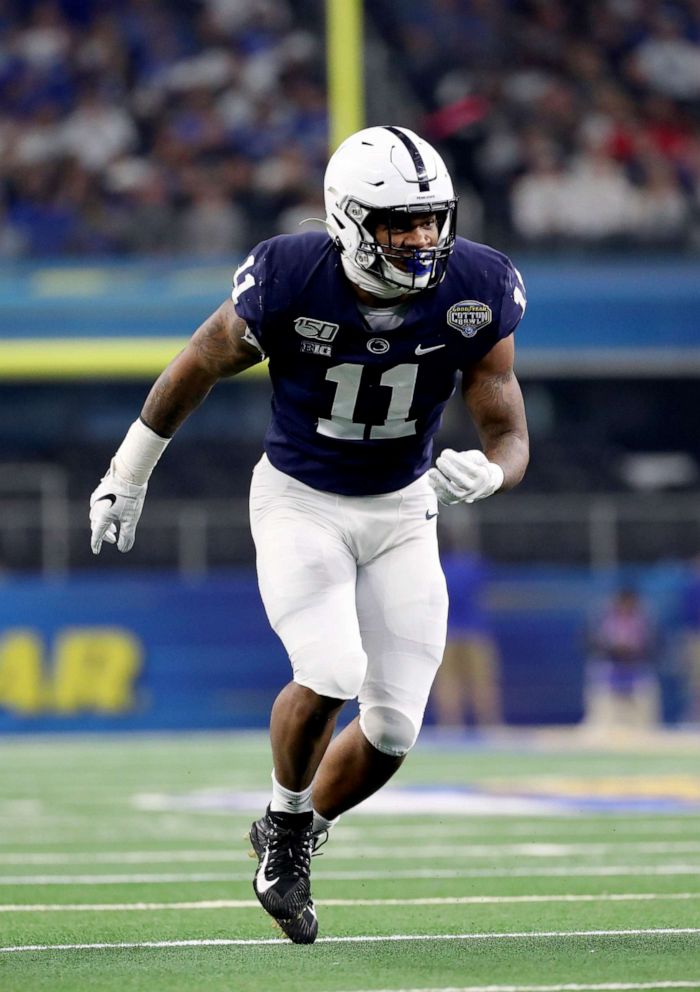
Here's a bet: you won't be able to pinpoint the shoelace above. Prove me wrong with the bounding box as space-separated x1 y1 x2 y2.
266 822 313 879
311 828 329 857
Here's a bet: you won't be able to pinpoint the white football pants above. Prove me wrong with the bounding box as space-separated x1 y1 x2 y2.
249 455 448 755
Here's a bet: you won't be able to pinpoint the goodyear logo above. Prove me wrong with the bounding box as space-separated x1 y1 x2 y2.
447 300 492 338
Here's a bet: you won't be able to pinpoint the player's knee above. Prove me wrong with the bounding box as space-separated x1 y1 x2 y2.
359 704 418 757
292 648 367 701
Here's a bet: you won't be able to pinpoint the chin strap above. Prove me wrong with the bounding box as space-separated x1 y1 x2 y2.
339 254 417 299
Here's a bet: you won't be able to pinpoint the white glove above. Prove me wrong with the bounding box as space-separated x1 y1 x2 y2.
89 460 147 555
428 448 504 505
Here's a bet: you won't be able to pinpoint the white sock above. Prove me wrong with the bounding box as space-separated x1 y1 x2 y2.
312 810 340 834
269 771 313 815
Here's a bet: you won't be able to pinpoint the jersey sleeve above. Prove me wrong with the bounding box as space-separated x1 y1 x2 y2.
454 249 527 371
230 240 276 353
500 260 527 338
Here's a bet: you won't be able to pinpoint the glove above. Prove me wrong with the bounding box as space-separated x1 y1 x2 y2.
89 460 147 554
428 448 504 505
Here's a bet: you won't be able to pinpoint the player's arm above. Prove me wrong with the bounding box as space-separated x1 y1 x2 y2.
460 335 529 491
429 336 529 505
89 300 262 554
141 299 262 436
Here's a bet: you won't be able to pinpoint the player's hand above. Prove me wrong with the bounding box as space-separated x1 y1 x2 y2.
428 448 504 505
89 461 147 554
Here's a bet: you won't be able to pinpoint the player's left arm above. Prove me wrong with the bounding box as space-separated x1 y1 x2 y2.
428 335 529 505
461 335 529 492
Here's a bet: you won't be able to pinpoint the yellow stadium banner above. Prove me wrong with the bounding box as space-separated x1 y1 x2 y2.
326 0 365 150
0 340 268 380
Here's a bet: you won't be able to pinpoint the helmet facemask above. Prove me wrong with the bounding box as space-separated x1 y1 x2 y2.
357 202 457 292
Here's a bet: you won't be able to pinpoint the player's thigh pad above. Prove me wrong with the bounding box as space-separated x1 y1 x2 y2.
249 457 367 700
356 482 448 756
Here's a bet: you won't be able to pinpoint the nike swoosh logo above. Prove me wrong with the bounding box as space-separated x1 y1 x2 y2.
94 494 117 506
255 847 279 894
425 510 439 520
415 343 445 355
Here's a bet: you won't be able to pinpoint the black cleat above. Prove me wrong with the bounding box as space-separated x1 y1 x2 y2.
249 807 314 937
271 897 318 945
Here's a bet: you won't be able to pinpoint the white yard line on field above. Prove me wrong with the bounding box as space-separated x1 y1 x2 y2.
3 864 700 885
327 984 700 992
1 927 699 954
3 841 700 864
323 983 700 992
0 892 699 913
333 821 700 840
1 816 698 845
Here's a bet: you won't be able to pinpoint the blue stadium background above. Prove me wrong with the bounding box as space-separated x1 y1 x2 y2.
1 0 700 733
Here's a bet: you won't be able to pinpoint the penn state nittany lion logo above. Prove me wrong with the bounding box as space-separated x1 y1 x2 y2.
446 300 492 338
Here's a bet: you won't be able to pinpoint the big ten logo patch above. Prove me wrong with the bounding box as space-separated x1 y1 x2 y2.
0 627 143 715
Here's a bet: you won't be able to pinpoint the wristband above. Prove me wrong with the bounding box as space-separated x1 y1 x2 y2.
113 419 171 486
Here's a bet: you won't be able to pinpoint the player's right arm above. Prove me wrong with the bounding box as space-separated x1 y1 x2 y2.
141 299 262 436
89 299 262 555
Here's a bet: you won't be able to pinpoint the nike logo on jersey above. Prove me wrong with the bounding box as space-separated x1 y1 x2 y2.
425 510 439 520
255 847 279 894
94 494 117 506
415 343 445 355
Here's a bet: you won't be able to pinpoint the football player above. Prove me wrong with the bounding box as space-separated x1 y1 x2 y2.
89 126 529 943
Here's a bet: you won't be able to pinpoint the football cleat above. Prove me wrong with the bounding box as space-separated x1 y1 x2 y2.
249 807 314 936
272 897 318 945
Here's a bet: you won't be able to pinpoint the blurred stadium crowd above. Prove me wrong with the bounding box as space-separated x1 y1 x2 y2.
377 0 700 248
1 0 699 258
0 0 326 257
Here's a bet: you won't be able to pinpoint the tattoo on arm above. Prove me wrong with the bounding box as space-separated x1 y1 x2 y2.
141 299 262 437
470 369 514 413
190 306 251 375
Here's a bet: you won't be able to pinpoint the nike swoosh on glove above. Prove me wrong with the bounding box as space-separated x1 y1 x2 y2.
428 448 504 505
89 460 147 554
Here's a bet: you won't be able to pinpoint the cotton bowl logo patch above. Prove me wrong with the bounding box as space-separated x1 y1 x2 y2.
447 300 492 338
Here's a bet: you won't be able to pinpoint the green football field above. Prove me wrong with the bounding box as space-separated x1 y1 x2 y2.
0 730 699 992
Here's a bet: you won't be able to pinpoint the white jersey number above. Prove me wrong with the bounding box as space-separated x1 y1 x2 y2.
232 255 256 305
317 363 418 441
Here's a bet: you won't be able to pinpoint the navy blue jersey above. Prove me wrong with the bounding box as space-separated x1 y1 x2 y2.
232 232 525 496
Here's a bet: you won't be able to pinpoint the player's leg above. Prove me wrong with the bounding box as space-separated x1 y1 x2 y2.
686 633 700 719
248 456 367 937
308 715 405 821
583 660 616 730
313 487 447 819
268 683 344 791
468 633 503 726
251 456 369 784
431 637 469 728
630 672 660 729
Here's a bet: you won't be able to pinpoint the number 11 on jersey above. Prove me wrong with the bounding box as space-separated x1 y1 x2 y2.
317 363 418 441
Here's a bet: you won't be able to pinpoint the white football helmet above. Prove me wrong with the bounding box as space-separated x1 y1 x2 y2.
324 126 458 298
